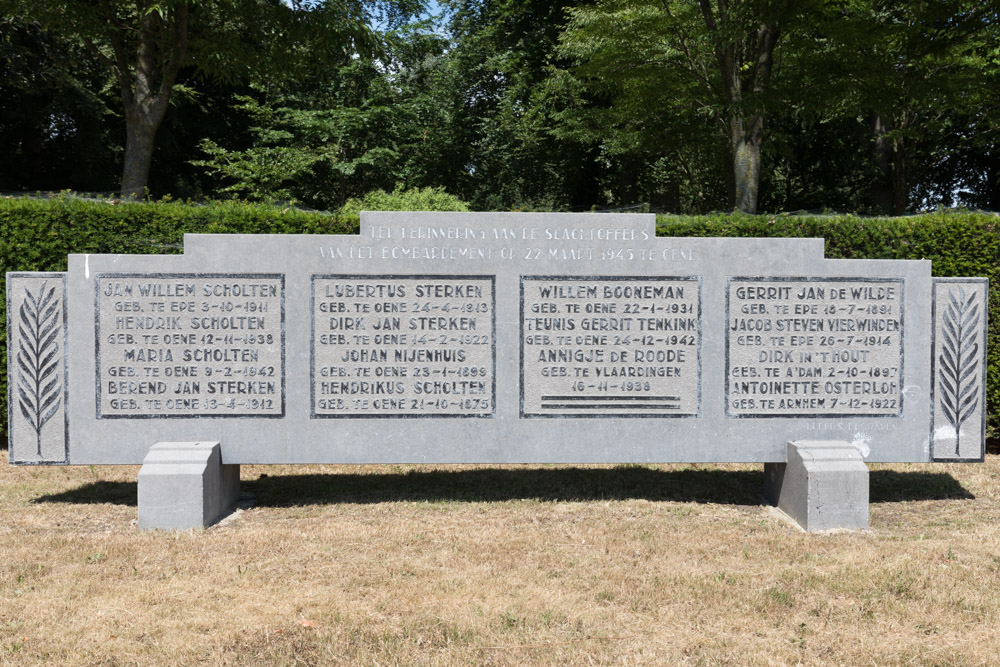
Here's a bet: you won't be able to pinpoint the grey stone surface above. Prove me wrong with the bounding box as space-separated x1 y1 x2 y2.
5 212 988 467
6 273 69 464
764 440 869 531
137 441 240 530
95 273 284 418
521 276 701 417
727 278 903 417
930 278 989 461
311 275 495 417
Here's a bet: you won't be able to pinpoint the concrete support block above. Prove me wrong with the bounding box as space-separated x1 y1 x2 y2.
764 440 869 532
137 442 240 530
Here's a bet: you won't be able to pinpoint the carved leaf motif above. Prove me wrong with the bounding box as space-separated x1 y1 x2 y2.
15 282 62 457
938 286 981 457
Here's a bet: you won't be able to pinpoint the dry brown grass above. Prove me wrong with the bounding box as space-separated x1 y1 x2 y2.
3 448 1000 666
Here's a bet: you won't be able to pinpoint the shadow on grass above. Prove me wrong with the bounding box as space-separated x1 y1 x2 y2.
34 480 139 507
249 467 766 507
31 466 973 509
869 470 973 502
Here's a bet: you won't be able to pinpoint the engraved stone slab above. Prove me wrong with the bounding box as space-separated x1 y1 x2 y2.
931 278 988 462
6 273 69 464
6 212 988 466
310 275 495 417
520 276 700 417
9 213 989 535
94 273 284 418
727 278 904 417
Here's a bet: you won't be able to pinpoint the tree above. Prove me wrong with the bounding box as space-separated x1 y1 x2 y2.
189 18 454 209
2 0 386 197
695 0 788 213
190 91 333 203
818 0 1000 214
198 0 610 212
0 17 118 191
434 0 609 211
561 0 812 213
556 2 728 211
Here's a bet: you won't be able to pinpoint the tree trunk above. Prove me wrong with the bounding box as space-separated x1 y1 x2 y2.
870 113 893 214
104 4 188 199
730 113 763 214
121 111 159 198
699 0 779 215
891 134 907 215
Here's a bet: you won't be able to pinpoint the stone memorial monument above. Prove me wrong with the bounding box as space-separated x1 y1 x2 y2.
6 212 989 531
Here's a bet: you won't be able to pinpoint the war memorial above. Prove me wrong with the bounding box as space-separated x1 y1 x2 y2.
7 212 988 531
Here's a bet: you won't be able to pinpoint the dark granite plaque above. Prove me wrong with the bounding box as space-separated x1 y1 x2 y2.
310 275 496 417
726 277 903 417
520 276 701 417
95 273 285 418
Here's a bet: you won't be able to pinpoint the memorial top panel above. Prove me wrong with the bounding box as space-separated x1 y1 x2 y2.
180 212 828 274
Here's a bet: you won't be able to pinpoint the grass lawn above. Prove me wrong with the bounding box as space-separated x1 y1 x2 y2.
2 447 999 665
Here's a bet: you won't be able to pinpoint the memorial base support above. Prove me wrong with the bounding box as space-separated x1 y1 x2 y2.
137 442 240 530
764 441 869 532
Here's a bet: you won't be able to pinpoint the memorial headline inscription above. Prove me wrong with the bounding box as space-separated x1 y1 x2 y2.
7 212 988 468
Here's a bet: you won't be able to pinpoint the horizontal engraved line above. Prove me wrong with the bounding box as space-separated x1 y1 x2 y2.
541 395 681 401
540 404 682 410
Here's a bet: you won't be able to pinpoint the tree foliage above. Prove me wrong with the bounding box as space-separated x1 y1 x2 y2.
1 0 407 196
0 0 997 212
559 0 818 213
0 17 119 191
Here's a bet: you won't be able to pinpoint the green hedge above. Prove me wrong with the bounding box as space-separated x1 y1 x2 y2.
2 199 997 443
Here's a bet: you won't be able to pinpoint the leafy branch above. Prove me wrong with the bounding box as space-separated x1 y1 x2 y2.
938 286 980 456
16 282 63 457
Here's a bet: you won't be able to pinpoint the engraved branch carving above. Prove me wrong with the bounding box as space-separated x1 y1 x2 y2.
16 282 62 457
938 286 980 456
